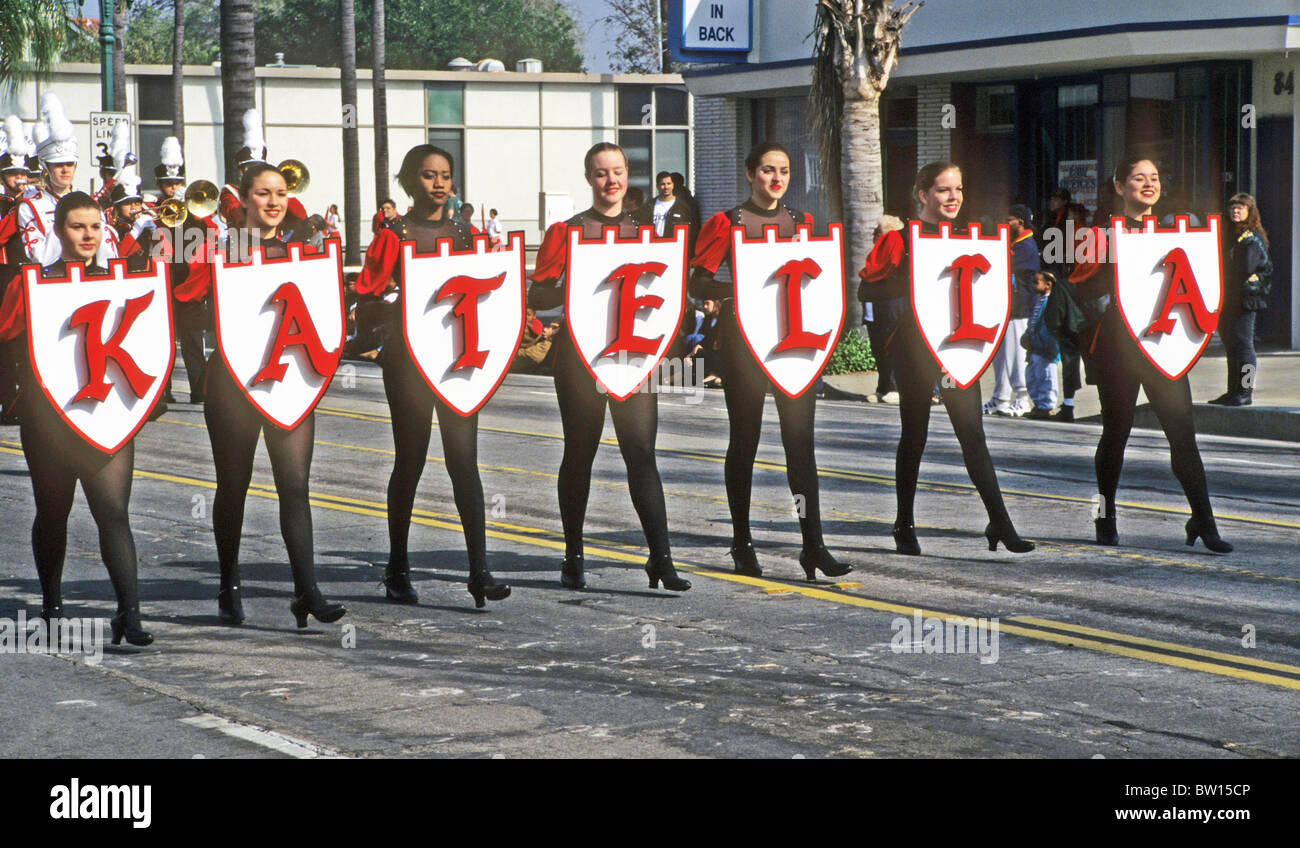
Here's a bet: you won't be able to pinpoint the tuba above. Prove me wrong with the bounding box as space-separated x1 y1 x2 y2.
277 159 310 195
152 179 220 226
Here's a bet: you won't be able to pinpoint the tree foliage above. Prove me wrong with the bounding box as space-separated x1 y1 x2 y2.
254 0 584 71
61 0 221 65
0 0 83 94
599 0 669 74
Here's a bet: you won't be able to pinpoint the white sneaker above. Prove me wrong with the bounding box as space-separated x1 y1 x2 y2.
1011 393 1033 416
881 391 900 405
983 398 1012 415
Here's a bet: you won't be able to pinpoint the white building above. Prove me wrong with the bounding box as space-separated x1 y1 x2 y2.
2 62 693 249
680 0 1300 347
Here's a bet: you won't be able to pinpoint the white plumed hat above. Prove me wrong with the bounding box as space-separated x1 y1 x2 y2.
35 92 77 164
236 108 267 165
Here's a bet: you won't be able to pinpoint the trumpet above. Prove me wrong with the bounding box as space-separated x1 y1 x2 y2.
277 159 309 195
150 179 220 226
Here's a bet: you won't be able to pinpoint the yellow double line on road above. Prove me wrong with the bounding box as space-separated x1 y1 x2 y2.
312 404 1300 532
4 437 1299 691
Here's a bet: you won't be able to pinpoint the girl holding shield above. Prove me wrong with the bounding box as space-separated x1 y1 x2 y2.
354 144 510 608
689 141 852 582
178 162 348 627
858 161 1034 556
0 192 154 644
1069 157 1230 551
527 142 690 592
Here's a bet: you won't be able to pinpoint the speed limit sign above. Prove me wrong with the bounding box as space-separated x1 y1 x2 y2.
89 111 131 165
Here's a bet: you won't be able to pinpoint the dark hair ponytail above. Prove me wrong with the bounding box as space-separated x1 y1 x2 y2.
395 144 455 199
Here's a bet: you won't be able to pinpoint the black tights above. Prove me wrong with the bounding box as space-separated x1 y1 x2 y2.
719 318 825 550
21 399 141 615
203 359 320 596
552 331 671 560
1090 313 1212 519
892 322 1017 529
382 340 486 572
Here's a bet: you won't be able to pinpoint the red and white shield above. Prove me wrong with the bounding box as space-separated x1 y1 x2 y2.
564 225 688 401
730 222 846 398
212 239 344 429
23 258 174 453
1113 216 1222 381
401 231 526 416
909 221 1012 390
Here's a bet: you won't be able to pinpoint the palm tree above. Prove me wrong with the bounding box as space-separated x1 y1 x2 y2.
218 0 256 181
172 0 184 143
340 0 360 264
372 0 389 206
0 0 74 96
812 0 922 331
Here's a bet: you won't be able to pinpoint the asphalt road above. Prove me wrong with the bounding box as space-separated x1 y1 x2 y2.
1 362 1297 758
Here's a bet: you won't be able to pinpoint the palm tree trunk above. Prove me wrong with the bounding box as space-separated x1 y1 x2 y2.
372 0 389 204
219 0 257 182
839 94 884 331
112 0 126 110
172 0 185 144
340 0 361 264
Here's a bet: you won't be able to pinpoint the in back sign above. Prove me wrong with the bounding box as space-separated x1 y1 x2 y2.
682 0 751 52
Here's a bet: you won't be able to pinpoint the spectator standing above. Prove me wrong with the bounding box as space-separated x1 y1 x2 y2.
862 214 904 403
638 170 698 248
372 198 398 234
1210 193 1272 407
485 207 504 249
1022 271 1060 419
984 204 1039 415
459 202 480 234
324 203 340 238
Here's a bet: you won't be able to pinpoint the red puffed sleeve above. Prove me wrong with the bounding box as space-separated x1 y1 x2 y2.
371 211 383 234
354 227 400 296
689 212 731 274
0 276 26 342
288 197 308 221
1068 226 1105 283
859 229 904 282
0 208 16 244
173 232 220 302
218 187 243 229
529 220 570 284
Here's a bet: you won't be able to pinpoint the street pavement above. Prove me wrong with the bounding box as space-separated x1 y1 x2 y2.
1 359 1297 758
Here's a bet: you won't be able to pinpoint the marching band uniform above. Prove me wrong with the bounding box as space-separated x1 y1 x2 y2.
690 201 851 581
176 167 347 629
0 233 154 645
528 203 690 592
355 204 511 607
859 216 1033 555
1068 211 1229 551
218 110 309 235
0 116 32 424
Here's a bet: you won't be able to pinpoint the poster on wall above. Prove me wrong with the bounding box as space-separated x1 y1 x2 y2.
1057 159 1098 214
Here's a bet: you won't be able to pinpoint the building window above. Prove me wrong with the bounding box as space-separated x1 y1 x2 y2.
426 82 464 126
138 77 171 122
135 76 173 193
976 85 1016 133
616 84 691 192
1056 84 1098 161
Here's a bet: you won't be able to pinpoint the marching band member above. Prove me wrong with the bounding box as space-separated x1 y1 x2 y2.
527 142 689 592
689 141 852 581
0 191 155 644
109 164 158 273
354 144 510 608
218 109 308 235
858 161 1033 555
1068 157 1230 551
19 94 120 269
176 161 347 628
156 136 216 405
0 117 32 425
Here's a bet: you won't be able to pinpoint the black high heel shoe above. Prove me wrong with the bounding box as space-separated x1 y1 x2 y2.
892 523 921 556
729 543 762 577
984 522 1035 553
110 610 154 646
382 564 419 605
645 555 691 591
468 569 511 608
560 555 586 589
1094 516 1118 546
217 585 245 625
289 588 347 629
1185 517 1233 553
40 604 64 622
799 546 853 581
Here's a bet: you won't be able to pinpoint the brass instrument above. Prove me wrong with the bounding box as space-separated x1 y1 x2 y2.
277 159 309 195
150 179 220 226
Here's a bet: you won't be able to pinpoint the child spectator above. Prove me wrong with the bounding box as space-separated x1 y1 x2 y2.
1021 270 1060 420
